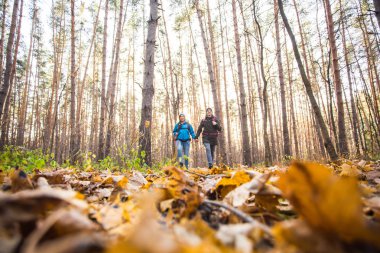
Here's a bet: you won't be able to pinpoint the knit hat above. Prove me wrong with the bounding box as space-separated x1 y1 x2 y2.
179 113 185 117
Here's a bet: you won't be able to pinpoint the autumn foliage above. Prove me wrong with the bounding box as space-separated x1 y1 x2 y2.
0 160 380 253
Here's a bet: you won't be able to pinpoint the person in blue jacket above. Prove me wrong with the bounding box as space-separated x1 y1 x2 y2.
173 113 197 168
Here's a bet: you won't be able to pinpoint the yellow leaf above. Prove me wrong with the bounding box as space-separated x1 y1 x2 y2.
216 171 251 198
117 176 129 188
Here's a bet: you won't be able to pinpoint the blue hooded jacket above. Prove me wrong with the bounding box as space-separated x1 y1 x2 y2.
173 121 196 141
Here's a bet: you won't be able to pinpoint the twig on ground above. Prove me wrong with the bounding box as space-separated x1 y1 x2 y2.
203 199 272 235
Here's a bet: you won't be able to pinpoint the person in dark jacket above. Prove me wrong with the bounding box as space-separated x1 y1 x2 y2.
173 113 197 169
195 108 222 169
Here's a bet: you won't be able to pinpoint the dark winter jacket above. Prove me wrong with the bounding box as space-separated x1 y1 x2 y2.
173 121 196 141
195 116 222 145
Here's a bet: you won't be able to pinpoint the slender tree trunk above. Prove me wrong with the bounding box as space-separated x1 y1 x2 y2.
161 3 178 157
195 0 227 164
138 0 159 166
0 0 8 87
323 0 349 156
70 0 78 163
98 0 109 159
105 0 124 157
0 0 19 123
274 0 291 158
252 3 271 166
231 0 251 165
219 18 232 162
278 0 338 161
16 3 36 145
0 0 22 147
340 0 360 156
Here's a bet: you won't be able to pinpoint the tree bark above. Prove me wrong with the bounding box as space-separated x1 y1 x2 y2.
323 0 349 156
252 2 271 166
105 0 124 157
340 0 360 156
0 0 19 122
0 0 22 148
138 0 159 166
70 0 78 162
16 3 36 146
278 0 338 161
274 0 291 158
230 0 251 165
0 0 8 87
98 0 109 159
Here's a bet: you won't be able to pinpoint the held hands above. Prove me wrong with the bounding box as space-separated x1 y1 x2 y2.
212 121 217 126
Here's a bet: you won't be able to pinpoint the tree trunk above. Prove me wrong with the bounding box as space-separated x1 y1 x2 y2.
230 0 251 165
274 0 291 158
16 3 36 146
138 0 158 166
252 3 271 166
0 0 8 87
0 0 22 148
340 0 360 156
105 0 124 157
278 0 338 161
0 0 19 122
323 0 349 156
98 0 109 159
218 0 232 163
70 0 78 163
195 0 227 165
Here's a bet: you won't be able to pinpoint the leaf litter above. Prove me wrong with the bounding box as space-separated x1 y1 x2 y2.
0 160 380 253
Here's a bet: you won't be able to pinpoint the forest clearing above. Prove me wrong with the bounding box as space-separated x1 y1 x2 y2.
0 0 380 252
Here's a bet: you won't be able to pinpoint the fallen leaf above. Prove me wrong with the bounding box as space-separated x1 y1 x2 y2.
275 161 380 249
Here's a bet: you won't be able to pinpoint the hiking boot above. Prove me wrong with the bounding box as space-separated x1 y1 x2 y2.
179 162 184 167
208 163 213 169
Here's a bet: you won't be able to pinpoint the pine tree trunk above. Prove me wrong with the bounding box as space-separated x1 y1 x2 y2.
0 0 22 148
0 0 19 123
231 0 251 165
278 0 338 161
0 0 8 87
98 0 109 159
218 0 232 164
105 0 124 157
252 3 271 166
323 0 349 156
274 0 291 158
16 3 36 146
138 0 158 166
70 0 78 163
195 0 228 165
339 0 360 156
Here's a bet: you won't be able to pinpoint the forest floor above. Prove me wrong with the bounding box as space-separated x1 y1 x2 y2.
1 159 380 253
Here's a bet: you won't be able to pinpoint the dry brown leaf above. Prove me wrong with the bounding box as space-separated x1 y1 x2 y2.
275 161 380 249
